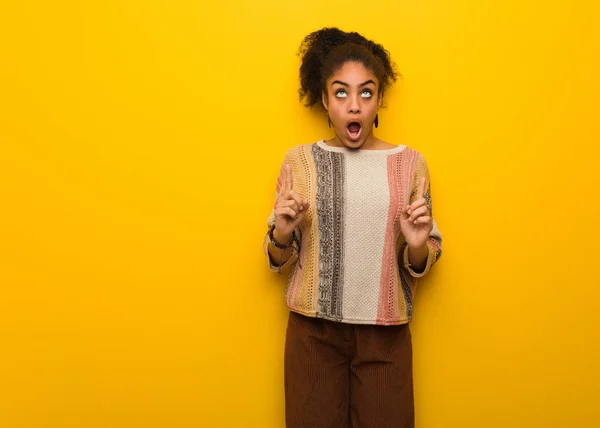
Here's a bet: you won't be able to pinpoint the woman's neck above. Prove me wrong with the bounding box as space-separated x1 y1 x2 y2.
328 130 383 150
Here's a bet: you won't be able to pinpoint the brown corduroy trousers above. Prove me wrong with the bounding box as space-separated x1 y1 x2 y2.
284 311 414 428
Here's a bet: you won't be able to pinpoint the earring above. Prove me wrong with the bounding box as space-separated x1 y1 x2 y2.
374 114 379 128
328 115 331 128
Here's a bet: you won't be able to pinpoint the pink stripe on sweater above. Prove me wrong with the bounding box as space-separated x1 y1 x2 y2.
377 153 403 324
402 150 419 298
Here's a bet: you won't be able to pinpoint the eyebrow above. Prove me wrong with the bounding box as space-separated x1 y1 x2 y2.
331 79 376 87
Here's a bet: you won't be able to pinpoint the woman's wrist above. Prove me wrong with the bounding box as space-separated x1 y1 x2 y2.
407 243 428 271
272 226 292 247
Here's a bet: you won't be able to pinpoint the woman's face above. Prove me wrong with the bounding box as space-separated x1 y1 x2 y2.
322 61 382 148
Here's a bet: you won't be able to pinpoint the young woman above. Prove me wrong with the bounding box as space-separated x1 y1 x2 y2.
263 27 443 428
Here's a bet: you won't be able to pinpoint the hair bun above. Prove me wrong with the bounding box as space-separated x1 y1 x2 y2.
297 27 398 109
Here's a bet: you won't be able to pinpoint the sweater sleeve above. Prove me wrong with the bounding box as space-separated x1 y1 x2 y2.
262 149 301 275
401 153 443 278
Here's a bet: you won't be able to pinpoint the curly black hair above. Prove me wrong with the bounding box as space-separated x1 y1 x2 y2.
297 27 399 109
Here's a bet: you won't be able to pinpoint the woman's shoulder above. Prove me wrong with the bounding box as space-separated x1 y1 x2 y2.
377 141 397 150
380 141 426 160
286 140 426 158
396 143 426 158
281 141 320 159
279 143 311 165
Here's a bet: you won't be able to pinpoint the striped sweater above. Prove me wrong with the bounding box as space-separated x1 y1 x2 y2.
263 140 443 325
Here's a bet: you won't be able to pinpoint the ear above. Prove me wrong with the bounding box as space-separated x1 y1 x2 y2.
377 91 383 108
322 90 328 111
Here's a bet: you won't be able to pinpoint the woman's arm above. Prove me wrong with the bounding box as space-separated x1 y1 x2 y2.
407 244 429 274
400 153 443 278
263 149 302 274
265 227 295 268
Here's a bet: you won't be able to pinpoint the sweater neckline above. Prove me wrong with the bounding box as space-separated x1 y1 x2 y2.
316 139 406 155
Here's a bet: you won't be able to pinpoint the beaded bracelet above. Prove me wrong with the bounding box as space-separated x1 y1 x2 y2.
267 223 302 273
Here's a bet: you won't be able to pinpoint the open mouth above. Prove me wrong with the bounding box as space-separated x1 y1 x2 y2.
346 122 362 141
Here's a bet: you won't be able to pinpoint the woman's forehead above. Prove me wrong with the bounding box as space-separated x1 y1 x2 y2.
328 61 379 85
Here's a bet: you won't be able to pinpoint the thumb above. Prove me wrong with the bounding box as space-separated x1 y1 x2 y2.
400 202 410 219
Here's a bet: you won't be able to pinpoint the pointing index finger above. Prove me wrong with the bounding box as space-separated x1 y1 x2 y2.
417 176 426 200
276 164 286 195
286 164 293 192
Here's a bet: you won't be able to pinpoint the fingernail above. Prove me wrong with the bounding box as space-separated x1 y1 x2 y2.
407 209 412 215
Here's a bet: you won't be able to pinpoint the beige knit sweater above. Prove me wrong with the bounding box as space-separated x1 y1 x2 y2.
263 140 442 325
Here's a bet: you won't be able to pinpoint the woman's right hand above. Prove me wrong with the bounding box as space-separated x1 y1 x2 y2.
273 163 309 243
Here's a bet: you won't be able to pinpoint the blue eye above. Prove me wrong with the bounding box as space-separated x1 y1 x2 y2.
335 90 347 98
361 90 372 98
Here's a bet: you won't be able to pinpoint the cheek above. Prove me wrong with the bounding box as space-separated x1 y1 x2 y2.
367 104 379 118
365 98 379 111
328 106 344 122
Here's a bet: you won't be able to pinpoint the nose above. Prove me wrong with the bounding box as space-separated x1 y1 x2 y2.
349 95 360 114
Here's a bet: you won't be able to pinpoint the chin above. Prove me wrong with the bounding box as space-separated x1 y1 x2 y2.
345 132 370 148
346 139 365 148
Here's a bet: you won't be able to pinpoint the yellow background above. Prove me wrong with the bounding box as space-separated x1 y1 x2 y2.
1 1 599 427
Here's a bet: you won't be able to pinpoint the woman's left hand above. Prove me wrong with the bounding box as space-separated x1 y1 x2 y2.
400 176 433 249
